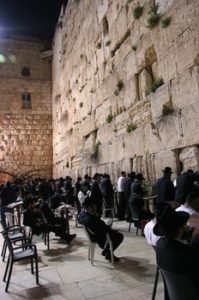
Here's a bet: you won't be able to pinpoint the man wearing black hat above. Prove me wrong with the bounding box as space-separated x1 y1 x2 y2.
156 167 175 204
78 196 123 262
154 205 199 296
128 173 154 222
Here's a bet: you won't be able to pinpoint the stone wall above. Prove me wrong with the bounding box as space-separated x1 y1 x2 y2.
0 36 53 179
52 0 199 184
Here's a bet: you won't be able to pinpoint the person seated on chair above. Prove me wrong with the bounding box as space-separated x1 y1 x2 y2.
39 195 76 244
24 196 76 244
77 182 91 208
23 196 48 236
176 191 199 217
153 204 199 296
78 196 124 262
128 173 154 225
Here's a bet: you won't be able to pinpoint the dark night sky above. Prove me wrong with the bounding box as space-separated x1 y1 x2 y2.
0 0 67 39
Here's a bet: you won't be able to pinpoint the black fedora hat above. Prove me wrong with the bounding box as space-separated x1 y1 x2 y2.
162 167 173 174
153 205 189 236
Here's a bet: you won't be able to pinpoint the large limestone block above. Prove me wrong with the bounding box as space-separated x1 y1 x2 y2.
156 0 175 14
97 0 108 23
176 37 197 73
157 114 182 149
95 100 111 127
144 122 163 153
95 73 117 108
179 146 199 171
123 78 137 108
109 6 128 49
158 43 177 80
106 0 121 28
180 102 199 146
171 67 199 109
150 83 170 119
97 123 115 145
109 135 125 162
154 150 177 179
80 116 96 138
123 51 138 81
123 126 145 156
112 37 132 71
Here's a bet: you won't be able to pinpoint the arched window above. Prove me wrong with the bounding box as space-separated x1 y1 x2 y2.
21 66 30 77
22 92 31 109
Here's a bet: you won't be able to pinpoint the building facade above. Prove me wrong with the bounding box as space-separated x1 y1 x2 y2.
0 35 52 181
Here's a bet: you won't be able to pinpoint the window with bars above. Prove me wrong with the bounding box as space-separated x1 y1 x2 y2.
22 93 31 109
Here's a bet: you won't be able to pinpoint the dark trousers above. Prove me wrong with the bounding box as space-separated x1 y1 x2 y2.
117 192 126 220
104 229 124 253
49 217 68 238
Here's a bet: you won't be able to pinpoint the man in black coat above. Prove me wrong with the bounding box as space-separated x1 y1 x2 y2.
128 173 154 221
101 173 114 210
39 197 76 243
90 173 103 215
175 169 199 204
156 167 175 204
154 205 199 296
78 196 123 262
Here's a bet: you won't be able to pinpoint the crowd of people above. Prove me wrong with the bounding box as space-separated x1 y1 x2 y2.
1 166 199 295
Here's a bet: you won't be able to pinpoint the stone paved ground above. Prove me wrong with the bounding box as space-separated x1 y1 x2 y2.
0 219 164 299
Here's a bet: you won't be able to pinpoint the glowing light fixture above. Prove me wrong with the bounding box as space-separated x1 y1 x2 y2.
0 54 6 63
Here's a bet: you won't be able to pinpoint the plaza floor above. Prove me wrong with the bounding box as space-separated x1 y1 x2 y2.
0 219 164 299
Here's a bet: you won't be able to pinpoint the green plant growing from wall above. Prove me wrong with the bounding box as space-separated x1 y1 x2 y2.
133 5 144 19
126 123 137 133
106 113 113 123
96 41 102 49
114 79 124 96
162 102 174 116
105 40 111 46
150 78 164 93
117 79 124 91
162 16 171 28
147 4 161 29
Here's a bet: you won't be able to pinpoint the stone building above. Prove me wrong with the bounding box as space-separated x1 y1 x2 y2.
52 0 199 184
0 35 52 182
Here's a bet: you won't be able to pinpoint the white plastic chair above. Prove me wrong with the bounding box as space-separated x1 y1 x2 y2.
83 225 114 265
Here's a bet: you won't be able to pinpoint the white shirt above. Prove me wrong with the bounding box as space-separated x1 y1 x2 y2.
117 176 127 192
78 190 91 206
176 204 199 217
144 219 160 247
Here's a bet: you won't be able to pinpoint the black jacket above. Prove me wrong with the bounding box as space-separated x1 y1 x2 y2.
175 173 199 204
156 237 199 296
156 177 175 203
78 210 109 248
